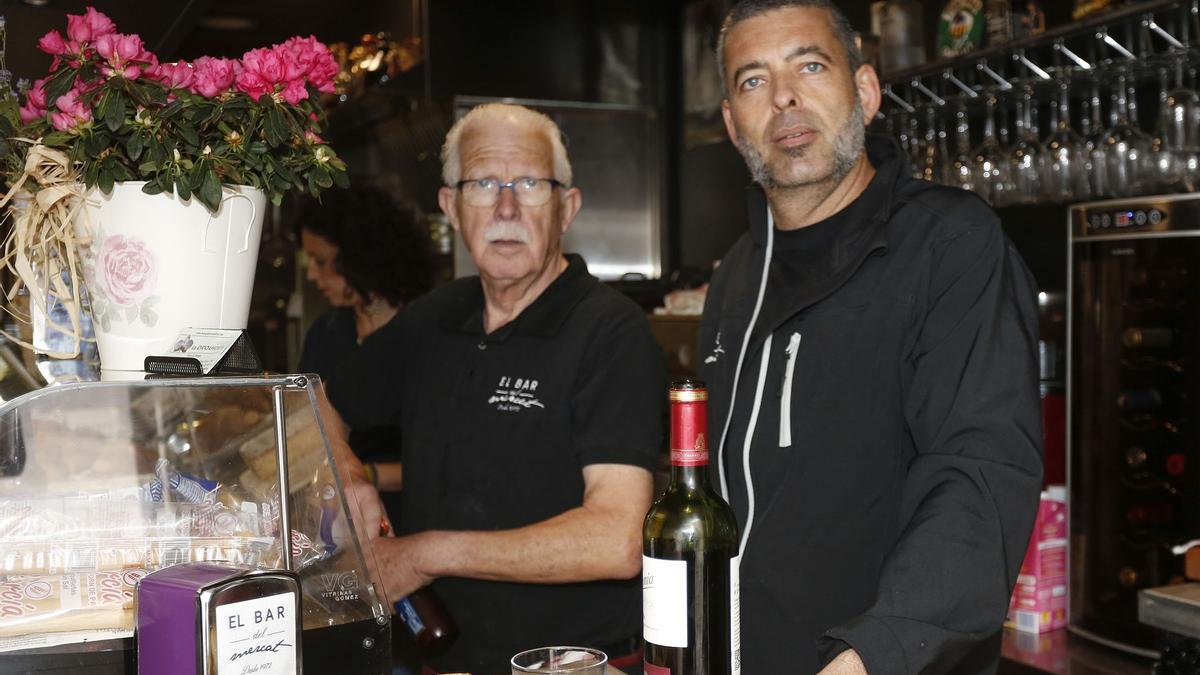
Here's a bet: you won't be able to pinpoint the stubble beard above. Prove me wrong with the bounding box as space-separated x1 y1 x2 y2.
737 97 867 191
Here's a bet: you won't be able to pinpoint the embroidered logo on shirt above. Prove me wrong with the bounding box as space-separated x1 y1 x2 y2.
704 330 726 364
488 375 545 412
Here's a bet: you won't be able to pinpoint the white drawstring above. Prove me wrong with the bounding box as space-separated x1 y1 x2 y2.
716 208 775 558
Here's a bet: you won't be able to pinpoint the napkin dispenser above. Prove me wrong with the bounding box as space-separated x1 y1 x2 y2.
137 562 302 675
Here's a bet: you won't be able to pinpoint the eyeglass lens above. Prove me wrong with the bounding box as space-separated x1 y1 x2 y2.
461 178 555 207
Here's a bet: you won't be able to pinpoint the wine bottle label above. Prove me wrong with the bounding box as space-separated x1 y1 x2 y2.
642 556 688 648
731 554 742 675
395 597 426 637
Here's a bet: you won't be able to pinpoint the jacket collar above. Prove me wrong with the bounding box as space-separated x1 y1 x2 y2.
439 253 596 341
745 134 908 261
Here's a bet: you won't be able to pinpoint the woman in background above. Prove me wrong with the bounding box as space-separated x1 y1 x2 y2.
297 185 433 509
298 185 433 381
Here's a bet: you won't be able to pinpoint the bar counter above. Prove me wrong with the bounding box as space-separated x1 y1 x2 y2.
1000 628 1153 674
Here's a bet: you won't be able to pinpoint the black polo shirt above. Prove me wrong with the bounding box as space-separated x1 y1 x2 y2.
328 254 664 674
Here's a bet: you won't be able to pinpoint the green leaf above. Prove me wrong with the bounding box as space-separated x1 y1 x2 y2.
104 92 126 133
312 165 333 189
331 169 350 189
141 181 164 196
44 68 77 101
175 175 191 201
156 173 172 194
99 311 112 333
97 167 114 195
141 307 158 327
138 159 159 174
41 131 72 147
176 122 199 148
160 100 184 118
127 133 145 162
199 169 222 212
263 106 289 147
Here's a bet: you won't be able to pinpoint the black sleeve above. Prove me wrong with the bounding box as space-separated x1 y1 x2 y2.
819 220 1044 674
570 304 665 472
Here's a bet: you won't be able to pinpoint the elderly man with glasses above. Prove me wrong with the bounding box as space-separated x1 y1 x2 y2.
326 103 663 674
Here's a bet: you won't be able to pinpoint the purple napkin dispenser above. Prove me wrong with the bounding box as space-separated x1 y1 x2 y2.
137 562 303 675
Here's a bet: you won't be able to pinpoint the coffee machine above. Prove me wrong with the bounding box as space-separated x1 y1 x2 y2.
1068 193 1200 656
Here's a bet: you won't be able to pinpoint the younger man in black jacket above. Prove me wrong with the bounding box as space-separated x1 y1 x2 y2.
701 1 1044 673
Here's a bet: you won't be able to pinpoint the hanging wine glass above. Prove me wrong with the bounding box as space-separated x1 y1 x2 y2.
1095 72 1153 197
972 94 1011 205
1009 85 1047 204
1082 82 1109 198
1045 80 1090 202
948 102 977 193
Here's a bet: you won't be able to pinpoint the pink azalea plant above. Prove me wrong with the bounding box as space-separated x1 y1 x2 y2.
6 7 348 212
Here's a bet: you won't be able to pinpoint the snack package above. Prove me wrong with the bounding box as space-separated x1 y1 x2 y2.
0 569 145 637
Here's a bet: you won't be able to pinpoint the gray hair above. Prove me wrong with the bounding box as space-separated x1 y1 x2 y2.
717 0 865 96
440 103 573 187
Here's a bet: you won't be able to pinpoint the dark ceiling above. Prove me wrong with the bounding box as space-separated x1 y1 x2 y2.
0 0 418 83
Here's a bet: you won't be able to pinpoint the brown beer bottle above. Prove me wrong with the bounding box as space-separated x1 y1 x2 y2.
395 586 458 657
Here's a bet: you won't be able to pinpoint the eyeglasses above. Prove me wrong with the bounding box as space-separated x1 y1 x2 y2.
454 177 563 208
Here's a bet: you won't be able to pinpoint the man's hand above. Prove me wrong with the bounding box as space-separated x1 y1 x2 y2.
344 478 390 542
817 649 868 675
372 532 437 605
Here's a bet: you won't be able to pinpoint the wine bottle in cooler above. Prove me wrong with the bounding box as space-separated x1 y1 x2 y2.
643 380 740 675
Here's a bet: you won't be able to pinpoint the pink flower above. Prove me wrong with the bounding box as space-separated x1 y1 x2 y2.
49 90 92 131
304 130 324 144
26 78 49 109
147 60 194 90
66 7 116 44
19 101 44 124
236 47 288 100
280 78 308 105
95 33 152 79
37 30 68 56
283 35 338 93
190 56 238 98
97 235 157 306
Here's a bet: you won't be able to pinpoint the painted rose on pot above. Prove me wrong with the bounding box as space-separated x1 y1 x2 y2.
98 235 157 306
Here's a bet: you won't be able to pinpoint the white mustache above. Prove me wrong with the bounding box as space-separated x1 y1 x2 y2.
484 222 530 244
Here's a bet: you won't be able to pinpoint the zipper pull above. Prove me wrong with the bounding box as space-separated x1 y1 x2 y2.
779 332 801 448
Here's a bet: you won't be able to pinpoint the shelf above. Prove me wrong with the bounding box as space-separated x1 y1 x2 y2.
879 0 1194 87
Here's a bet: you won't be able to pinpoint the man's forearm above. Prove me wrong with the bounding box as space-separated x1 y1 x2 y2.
423 504 642 583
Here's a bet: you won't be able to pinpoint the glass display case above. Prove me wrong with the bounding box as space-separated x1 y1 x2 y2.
0 374 391 673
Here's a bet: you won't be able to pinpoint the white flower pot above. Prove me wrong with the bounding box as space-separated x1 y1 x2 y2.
79 182 266 371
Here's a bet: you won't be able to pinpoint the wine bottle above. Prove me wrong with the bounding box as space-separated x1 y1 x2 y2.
394 586 458 658
1116 387 1163 412
1121 327 1176 349
643 380 740 675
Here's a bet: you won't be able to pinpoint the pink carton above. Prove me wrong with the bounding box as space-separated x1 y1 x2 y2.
1006 486 1068 634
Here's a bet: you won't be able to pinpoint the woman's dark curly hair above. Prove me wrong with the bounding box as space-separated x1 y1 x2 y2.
295 185 435 306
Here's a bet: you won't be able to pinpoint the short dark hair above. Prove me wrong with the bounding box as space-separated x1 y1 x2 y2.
295 185 434 307
717 0 865 95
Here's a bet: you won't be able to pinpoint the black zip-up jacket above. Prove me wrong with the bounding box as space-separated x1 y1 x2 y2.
698 137 1044 674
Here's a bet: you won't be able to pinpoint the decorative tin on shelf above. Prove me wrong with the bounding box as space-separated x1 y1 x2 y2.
137 562 302 675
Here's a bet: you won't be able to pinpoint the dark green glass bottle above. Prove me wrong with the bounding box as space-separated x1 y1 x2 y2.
642 379 740 675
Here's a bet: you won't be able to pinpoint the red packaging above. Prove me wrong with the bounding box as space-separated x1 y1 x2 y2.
1006 487 1067 633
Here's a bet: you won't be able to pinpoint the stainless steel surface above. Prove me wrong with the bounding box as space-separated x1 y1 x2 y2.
451 96 663 281
272 385 294 573
1139 584 1200 640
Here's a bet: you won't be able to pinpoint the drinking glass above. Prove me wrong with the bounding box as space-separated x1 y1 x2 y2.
972 94 1011 206
947 102 977 193
511 647 608 674
1008 85 1047 204
1094 72 1153 197
1044 81 1090 202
